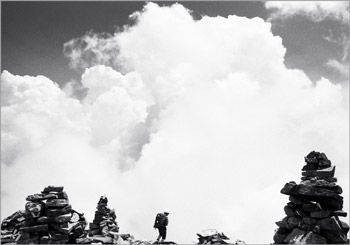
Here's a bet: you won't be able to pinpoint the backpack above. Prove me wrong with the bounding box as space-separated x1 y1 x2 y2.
154 213 167 228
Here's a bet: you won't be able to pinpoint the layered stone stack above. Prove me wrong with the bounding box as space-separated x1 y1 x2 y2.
11 186 87 244
1 210 25 243
88 195 119 237
274 151 349 244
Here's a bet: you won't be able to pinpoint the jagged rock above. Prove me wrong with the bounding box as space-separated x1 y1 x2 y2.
90 235 114 243
340 221 349 233
1 209 26 243
321 230 347 243
301 231 328 244
316 217 342 231
197 229 230 244
303 151 332 171
283 228 305 243
287 217 302 229
276 217 292 230
273 227 290 244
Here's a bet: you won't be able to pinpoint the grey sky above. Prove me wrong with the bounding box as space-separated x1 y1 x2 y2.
1 1 348 86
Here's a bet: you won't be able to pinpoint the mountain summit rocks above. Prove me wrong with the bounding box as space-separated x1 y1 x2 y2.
273 151 349 244
1 186 87 244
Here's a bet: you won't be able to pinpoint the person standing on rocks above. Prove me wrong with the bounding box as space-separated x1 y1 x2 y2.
153 211 169 242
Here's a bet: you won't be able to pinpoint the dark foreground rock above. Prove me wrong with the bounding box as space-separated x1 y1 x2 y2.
273 151 349 244
1 186 87 244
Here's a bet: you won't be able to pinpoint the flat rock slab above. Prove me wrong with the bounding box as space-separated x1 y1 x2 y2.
45 199 69 208
48 213 72 223
310 210 331 219
300 179 343 194
301 176 337 182
302 166 335 178
19 224 49 233
281 182 343 210
332 210 347 217
17 237 40 244
42 186 64 193
26 193 58 201
45 204 72 217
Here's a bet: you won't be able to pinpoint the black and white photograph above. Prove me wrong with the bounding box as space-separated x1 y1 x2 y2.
1 1 349 244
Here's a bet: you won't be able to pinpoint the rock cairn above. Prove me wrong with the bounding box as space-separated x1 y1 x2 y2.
3 186 88 244
1 210 25 243
273 151 349 244
88 195 119 237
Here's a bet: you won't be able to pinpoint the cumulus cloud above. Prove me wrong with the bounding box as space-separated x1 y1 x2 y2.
2 2 349 243
265 1 350 23
63 31 120 70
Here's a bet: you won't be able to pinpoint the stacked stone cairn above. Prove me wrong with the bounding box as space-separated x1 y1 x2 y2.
1 210 26 243
10 186 87 244
273 151 349 244
87 195 119 243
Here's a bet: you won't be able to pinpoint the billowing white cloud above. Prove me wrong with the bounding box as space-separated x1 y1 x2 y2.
63 31 120 70
2 2 349 243
265 1 350 23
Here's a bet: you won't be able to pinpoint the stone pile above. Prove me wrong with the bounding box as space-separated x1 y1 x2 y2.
1 210 25 243
196 229 230 244
273 151 349 244
3 186 88 244
86 195 119 242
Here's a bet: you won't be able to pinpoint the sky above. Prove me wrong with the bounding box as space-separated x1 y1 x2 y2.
1 1 349 244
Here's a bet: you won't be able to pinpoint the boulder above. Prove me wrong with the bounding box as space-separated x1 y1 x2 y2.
301 231 328 244
283 228 305 243
316 217 342 231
